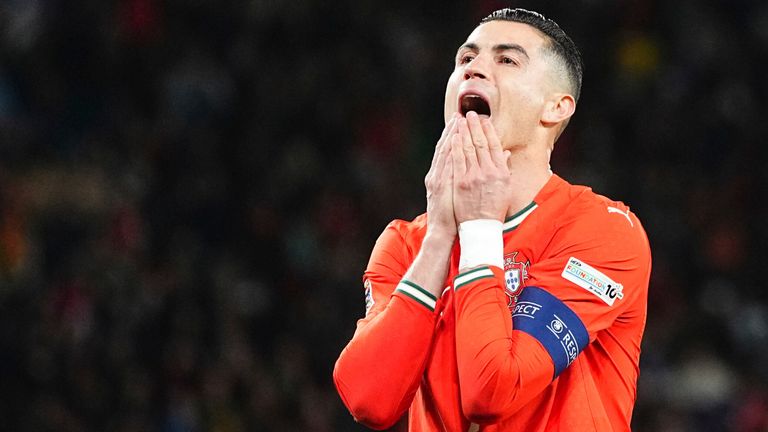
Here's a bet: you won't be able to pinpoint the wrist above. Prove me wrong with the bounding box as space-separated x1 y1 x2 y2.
458 219 504 272
406 231 456 299
422 229 456 248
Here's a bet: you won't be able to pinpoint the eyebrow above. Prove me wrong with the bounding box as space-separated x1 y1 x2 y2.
458 42 530 60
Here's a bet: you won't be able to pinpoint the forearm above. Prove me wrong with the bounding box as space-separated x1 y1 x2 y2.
402 231 456 298
334 231 454 428
334 293 437 429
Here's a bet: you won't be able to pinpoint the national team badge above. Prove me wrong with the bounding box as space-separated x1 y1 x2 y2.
504 252 530 308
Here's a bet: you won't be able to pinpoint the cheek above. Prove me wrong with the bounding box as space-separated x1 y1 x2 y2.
501 77 544 108
498 89 545 131
492 108 533 148
491 119 510 143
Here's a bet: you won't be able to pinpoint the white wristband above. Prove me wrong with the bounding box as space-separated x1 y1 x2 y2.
458 219 504 272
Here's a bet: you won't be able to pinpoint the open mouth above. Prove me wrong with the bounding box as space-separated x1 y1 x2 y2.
460 94 491 118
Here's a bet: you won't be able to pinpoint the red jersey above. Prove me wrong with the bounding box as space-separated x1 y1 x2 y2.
334 174 652 431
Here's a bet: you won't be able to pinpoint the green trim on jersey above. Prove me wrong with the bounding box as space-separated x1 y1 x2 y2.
454 266 495 291
396 280 437 311
504 201 538 232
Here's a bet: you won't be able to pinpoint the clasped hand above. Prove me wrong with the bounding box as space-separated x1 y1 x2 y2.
424 111 513 238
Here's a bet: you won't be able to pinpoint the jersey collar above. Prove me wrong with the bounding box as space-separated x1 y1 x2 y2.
503 201 538 232
502 174 565 232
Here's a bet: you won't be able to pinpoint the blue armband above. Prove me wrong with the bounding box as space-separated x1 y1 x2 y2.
512 286 589 378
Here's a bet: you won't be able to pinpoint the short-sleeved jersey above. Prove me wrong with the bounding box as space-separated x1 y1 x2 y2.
334 174 651 431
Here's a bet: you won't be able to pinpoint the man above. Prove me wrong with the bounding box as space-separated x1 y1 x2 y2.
334 8 651 432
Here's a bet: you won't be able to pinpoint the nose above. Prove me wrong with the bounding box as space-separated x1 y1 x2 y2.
463 55 489 81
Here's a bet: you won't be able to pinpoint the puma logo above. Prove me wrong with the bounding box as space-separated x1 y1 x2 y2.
607 206 633 227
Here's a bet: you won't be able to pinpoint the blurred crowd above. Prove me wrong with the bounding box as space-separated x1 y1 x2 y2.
1 0 768 431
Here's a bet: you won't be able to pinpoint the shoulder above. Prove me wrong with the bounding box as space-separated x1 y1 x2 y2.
552 181 650 261
370 213 428 262
379 213 427 246
537 180 652 307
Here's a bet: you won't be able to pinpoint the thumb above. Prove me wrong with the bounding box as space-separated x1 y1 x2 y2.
503 150 512 169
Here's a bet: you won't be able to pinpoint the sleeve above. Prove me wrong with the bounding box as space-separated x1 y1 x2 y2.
453 204 651 424
333 220 440 430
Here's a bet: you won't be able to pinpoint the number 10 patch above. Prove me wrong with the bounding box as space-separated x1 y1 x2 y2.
561 257 624 306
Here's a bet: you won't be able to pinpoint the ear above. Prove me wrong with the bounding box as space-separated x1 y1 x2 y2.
541 93 576 126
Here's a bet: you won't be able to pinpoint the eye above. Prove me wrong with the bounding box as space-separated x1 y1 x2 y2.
499 56 519 66
458 54 475 65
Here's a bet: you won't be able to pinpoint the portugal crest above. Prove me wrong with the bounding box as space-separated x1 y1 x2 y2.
504 252 530 308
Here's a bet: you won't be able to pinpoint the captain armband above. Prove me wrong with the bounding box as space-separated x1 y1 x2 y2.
512 286 589 378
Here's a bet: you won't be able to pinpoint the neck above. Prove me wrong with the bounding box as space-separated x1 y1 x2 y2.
504 144 553 217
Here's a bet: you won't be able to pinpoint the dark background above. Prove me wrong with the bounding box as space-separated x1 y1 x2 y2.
1 0 768 430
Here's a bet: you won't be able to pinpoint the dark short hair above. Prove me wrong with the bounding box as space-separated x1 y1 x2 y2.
481 8 583 102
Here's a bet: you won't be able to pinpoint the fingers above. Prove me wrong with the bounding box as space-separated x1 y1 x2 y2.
444 144 454 185
435 112 507 190
432 118 458 179
450 131 466 178
458 116 478 172
480 117 506 167
430 115 458 172
466 112 494 169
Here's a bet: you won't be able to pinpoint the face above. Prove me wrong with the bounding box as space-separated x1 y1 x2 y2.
444 20 563 150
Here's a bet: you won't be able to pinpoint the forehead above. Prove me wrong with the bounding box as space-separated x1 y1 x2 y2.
463 20 548 52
